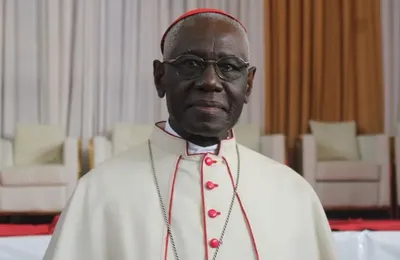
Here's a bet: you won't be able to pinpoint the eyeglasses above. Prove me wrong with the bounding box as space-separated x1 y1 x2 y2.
163 54 250 81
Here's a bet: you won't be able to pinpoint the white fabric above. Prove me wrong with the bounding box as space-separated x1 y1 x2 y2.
1 231 400 260
43 123 335 260
0 0 265 142
381 0 400 135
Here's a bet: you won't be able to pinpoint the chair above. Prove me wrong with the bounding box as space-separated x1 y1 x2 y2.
233 124 286 164
300 134 391 210
0 124 80 214
89 124 153 169
89 123 286 169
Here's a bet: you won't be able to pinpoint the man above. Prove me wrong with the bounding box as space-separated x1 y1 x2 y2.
44 9 336 260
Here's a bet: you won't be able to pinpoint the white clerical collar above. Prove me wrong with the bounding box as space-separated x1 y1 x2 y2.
164 120 218 154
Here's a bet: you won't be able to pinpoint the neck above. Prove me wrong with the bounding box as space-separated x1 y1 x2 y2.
168 118 228 147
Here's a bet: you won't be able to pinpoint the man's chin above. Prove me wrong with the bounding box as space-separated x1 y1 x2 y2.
184 121 229 138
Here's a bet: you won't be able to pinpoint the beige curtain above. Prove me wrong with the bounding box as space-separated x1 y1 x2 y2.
264 0 384 161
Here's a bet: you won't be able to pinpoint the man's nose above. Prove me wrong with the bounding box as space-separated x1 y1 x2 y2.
194 65 223 92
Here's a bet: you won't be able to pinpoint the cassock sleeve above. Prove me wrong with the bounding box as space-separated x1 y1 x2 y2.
311 190 337 260
43 176 99 260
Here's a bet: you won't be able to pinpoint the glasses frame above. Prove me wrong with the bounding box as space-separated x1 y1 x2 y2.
163 54 250 81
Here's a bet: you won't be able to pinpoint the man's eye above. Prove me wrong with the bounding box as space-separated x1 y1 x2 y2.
219 63 236 72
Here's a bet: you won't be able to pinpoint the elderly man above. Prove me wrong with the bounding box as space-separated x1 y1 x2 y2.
44 9 336 260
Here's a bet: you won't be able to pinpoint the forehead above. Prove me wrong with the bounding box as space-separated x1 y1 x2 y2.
167 17 247 59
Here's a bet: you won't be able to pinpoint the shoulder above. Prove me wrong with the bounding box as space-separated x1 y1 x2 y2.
238 145 314 196
76 142 153 199
237 146 323 214
92 141 151 173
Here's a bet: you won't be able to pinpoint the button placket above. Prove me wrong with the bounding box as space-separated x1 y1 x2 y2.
202 154 226 253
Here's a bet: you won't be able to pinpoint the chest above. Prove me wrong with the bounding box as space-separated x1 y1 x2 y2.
100 158 320 260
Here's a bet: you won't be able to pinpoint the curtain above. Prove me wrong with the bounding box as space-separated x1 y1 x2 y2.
264 0 384 161
381 0 400 135
0 0 265 141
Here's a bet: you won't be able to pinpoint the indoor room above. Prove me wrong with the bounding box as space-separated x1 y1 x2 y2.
0 0 399 259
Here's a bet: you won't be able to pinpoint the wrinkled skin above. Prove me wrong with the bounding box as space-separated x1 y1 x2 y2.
153 16 256 147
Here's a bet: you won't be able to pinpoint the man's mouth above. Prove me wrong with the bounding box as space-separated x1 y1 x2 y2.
187 101 227 111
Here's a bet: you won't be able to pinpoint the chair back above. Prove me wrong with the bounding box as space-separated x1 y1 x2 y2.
14 124 65 166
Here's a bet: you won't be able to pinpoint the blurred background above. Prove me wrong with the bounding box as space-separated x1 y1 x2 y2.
0 0 399 259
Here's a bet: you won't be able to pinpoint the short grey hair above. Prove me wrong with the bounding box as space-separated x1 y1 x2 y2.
163 13 250 60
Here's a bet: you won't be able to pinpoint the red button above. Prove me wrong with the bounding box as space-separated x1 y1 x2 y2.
205 181 219 190
209 238 220 248
205 157 216 166
208 209 221 218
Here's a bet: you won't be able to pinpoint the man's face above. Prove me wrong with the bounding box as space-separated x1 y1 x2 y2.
154 17 256 138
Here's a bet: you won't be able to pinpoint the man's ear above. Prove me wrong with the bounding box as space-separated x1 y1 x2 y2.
153 60 166 98
244 66 256 104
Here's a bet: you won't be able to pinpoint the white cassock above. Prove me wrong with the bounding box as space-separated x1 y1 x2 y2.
44 121 337 260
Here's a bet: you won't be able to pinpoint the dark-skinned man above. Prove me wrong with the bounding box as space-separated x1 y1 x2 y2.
44 9 336 260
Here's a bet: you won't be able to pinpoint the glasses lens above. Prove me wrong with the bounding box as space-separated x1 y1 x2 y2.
170 55 204 79
216 57 248 80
